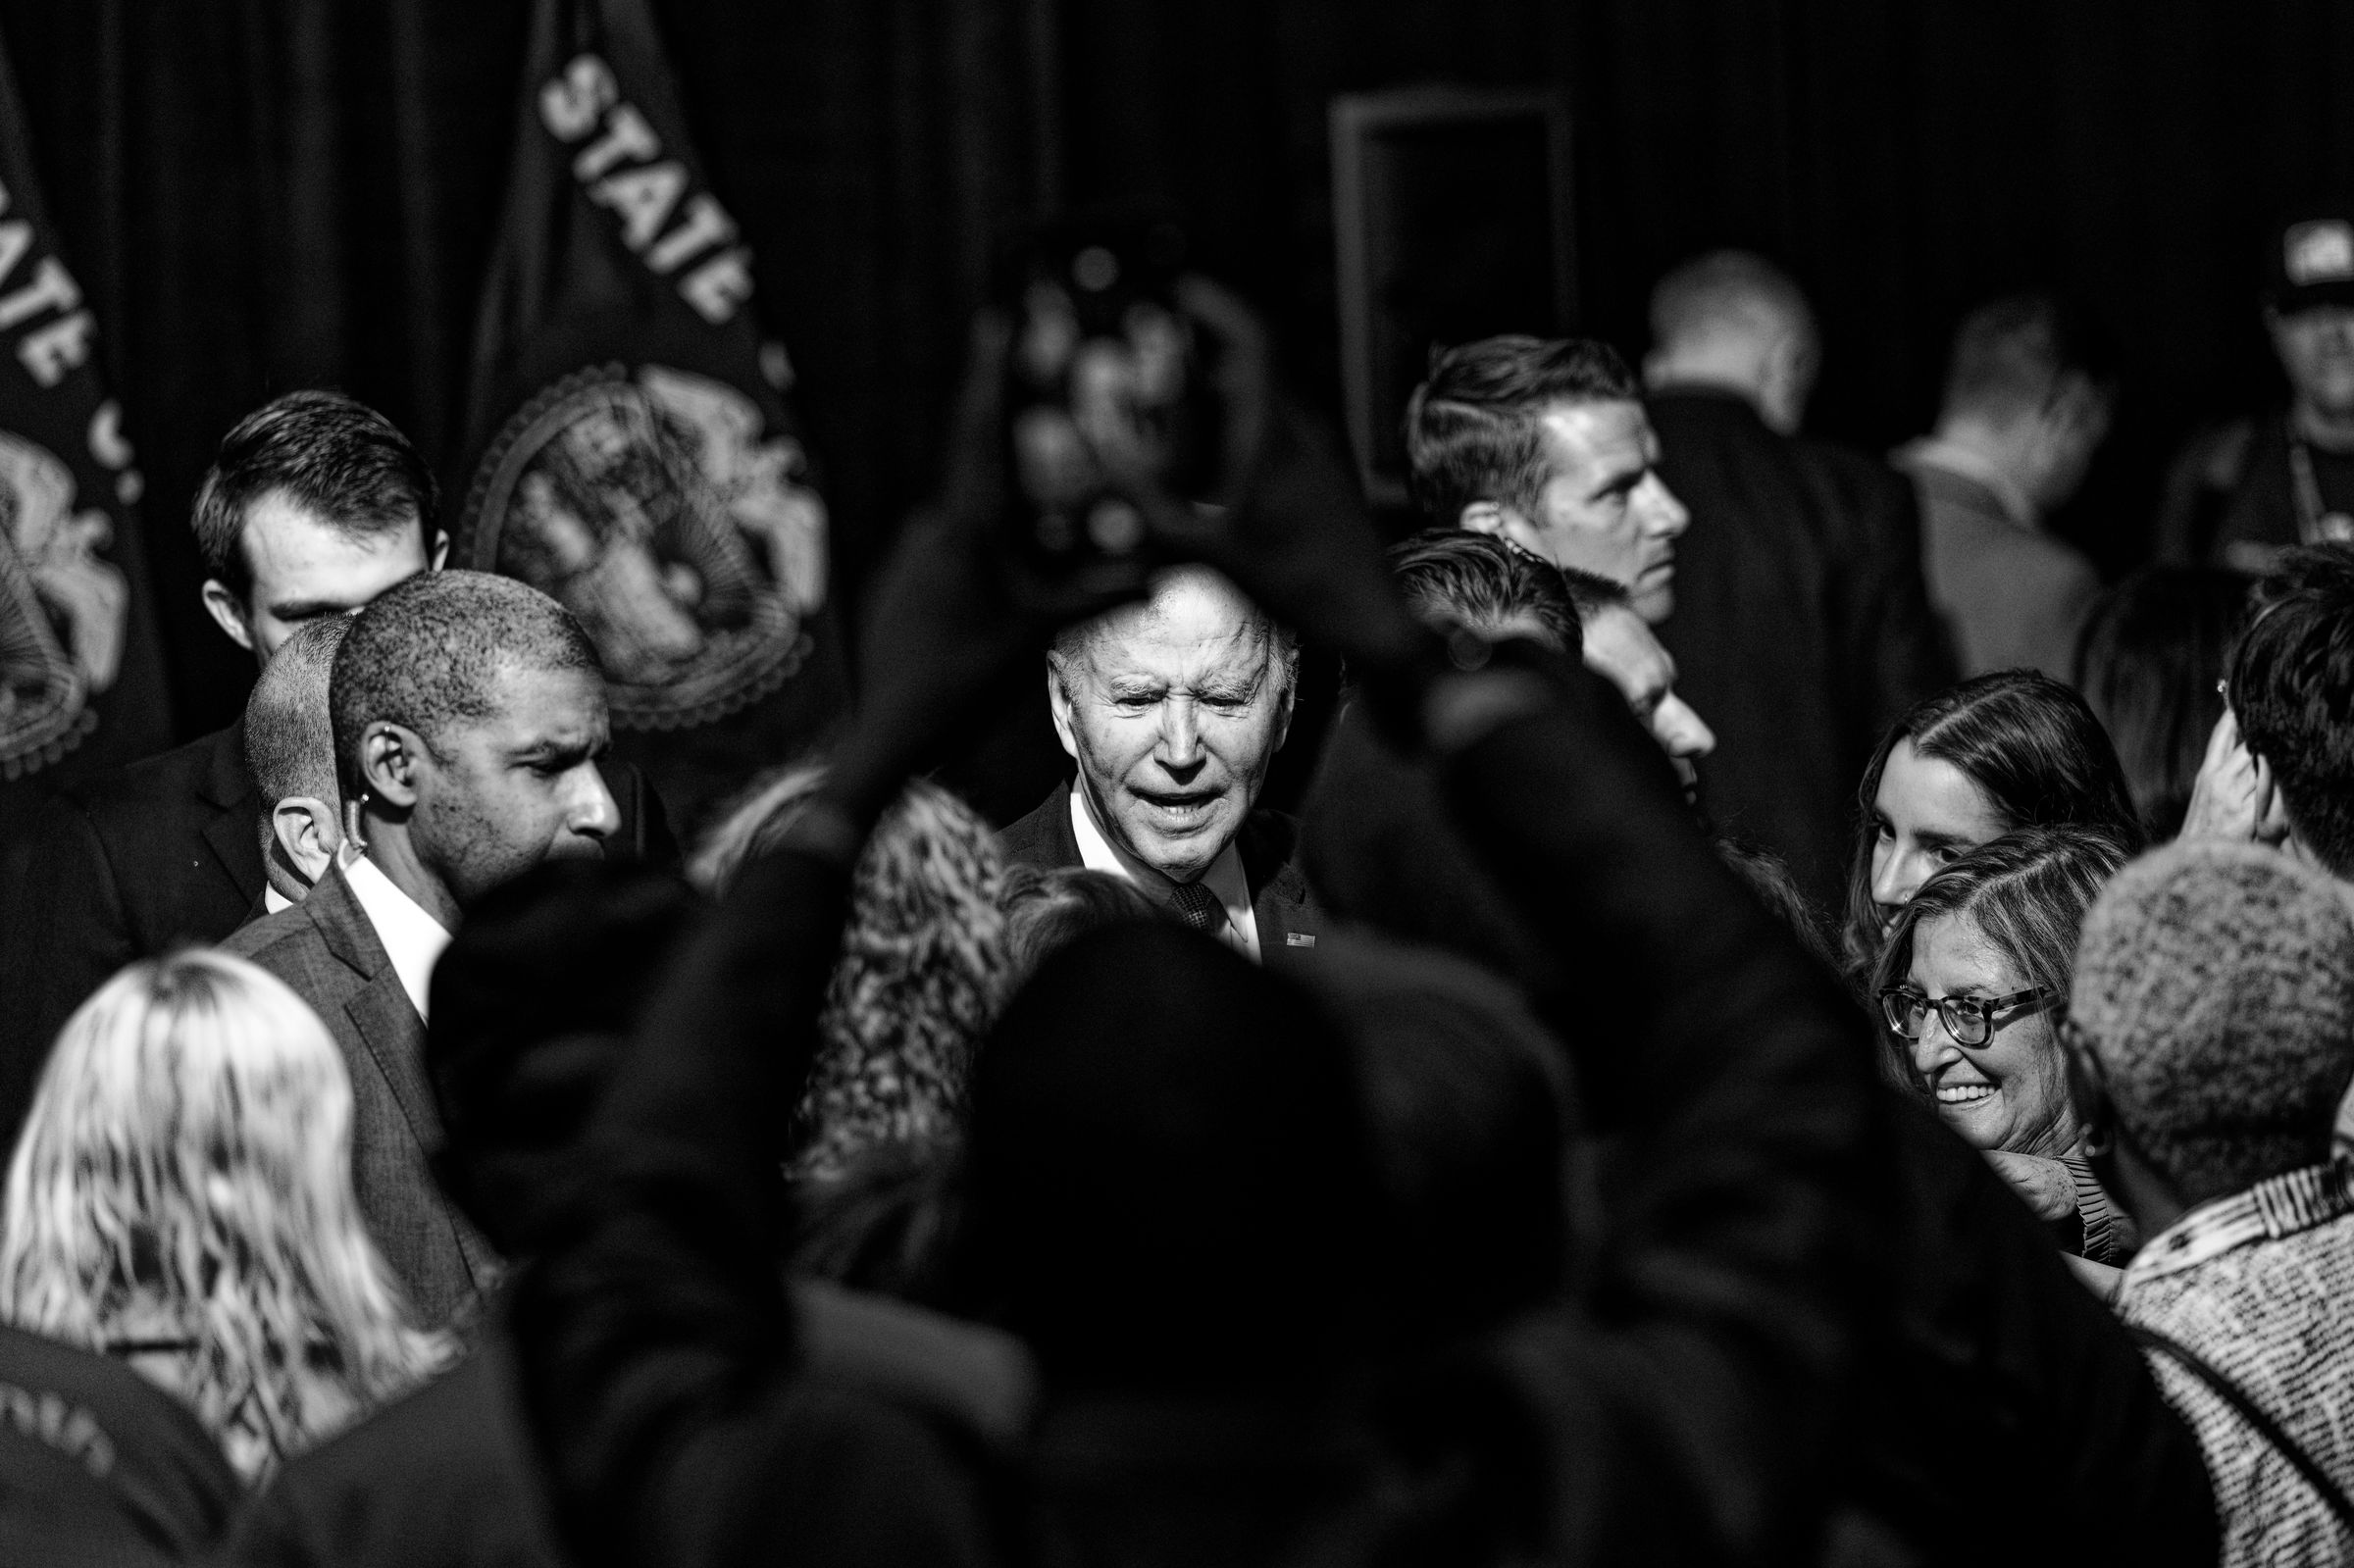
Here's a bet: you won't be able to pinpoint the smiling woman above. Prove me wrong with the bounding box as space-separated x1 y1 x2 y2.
1870 824 2135 1259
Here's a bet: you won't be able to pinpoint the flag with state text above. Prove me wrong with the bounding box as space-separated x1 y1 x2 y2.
457 0 845 831
0 27 168 814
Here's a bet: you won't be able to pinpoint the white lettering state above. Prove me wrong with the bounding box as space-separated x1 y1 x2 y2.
0 222 34 291
573 105 659 182
0 257 78 332
680 247 753 324
591 160 687 251
539 55 618 141
21 310 92 386
646 193 736 274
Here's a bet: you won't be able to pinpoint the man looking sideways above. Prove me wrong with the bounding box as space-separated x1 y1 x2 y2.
225 570 619 1323
1406 333 1690 624
1000 564 1320 963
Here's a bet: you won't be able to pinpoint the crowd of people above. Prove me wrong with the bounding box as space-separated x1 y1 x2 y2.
4 210 2354 1566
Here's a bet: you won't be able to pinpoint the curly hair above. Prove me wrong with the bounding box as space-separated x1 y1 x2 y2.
691 764 1016 1179
0 951 453 1480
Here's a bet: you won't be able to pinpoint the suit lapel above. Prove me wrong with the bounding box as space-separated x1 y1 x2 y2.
306 865 442 1149
195 723 266 908
1238 812 1320 961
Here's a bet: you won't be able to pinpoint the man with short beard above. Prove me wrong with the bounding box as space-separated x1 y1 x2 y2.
225 570 619 1326
999 565 1320 962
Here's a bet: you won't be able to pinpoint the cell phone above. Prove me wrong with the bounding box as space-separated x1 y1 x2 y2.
997 218 1219 600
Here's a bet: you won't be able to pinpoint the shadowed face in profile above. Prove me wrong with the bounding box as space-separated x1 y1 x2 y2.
404 660 619 905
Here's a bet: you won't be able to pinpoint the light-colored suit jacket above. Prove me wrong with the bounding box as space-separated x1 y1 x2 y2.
221 861 493 1328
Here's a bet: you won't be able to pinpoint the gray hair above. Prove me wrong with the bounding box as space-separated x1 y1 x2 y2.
1047 566 1298 691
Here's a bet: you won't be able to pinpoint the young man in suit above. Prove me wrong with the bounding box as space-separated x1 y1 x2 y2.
1405 333 1690 625
225 569 620 1327
999 565 1320 963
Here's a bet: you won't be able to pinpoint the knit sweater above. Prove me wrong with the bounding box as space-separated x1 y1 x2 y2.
2119 1161 2354 1567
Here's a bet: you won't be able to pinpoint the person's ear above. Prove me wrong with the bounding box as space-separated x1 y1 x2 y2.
271 797 342 886
2062 1024 2116 1169
1270 655 1297 754
2255 753 2295 846
429 530 451 571
200 580 255 652
1458 500 1510 541
1046 660 1080 761
359 721 430 811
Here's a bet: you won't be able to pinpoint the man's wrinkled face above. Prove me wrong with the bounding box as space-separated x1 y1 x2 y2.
1580 601 1714 788
232 490 436 663
411 662 619 905
2272 305 2354 421
1049 573 1293 885
1520 400 1689 623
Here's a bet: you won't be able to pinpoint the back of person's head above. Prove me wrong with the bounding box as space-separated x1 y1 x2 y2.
1870 825 2131 1090
694 764 1014 1179
1939 293 2118 428
1297 934 1571 1344
1648 249 1816 355
2229 544 2354 879
426 860 698 1256
0 951 450 1478
2074 567 2251 839
2072 840 2354 1206
330 569 599 806
246 615 352 809
1386 529 1581 653
789 1137 965 1306
1000 865 1161 991
961 925 1381 1391
1405 334 1640 529
191 389 438 601
1843 671 2142 974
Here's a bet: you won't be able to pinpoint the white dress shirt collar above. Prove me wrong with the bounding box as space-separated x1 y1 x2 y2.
1068 784 1261 962
263 885 292 915
342 853 453 1022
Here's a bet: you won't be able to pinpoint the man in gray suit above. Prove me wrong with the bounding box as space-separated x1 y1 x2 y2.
225 569 620 1327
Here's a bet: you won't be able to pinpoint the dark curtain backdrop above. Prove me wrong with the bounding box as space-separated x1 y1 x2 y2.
0 0 2346 743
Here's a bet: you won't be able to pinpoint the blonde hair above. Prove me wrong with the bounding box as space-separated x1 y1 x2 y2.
0 950 454 1478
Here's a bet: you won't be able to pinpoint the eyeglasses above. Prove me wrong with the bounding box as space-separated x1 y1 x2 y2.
1877 986 2056 1047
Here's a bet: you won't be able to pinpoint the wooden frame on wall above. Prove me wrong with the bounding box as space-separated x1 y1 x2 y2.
1330 87 1576 510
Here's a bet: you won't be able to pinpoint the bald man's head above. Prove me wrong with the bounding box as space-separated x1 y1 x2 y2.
1645 251 1819 434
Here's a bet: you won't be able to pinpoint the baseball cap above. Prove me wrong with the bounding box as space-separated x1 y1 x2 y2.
2271 215 2354 313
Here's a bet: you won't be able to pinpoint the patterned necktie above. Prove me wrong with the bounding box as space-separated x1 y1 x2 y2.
1168 879 1225 936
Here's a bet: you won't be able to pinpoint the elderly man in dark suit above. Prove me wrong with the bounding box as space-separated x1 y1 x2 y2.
999 565 1320 962
224 569 620 1328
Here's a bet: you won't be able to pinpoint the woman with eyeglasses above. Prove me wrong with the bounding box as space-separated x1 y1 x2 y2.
1870 824 2136 1262
1840 670 2143 988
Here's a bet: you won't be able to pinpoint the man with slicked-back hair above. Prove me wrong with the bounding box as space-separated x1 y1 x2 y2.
225 570 620 1326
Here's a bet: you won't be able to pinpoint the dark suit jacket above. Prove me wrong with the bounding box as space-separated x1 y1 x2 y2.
0 722 674 1155
1652 390 1952 911
998 782 1324 965
221 861 494 1328
0 722 262 1153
